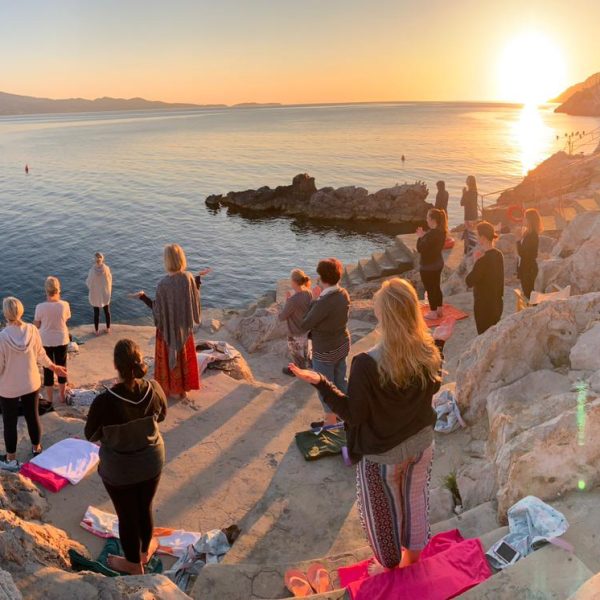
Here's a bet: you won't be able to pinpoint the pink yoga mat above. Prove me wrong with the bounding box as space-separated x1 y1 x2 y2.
20 462 70 493
338 529 492 600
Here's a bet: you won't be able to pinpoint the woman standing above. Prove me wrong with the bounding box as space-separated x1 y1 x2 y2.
133 244 202 400
417 208 447 320
290 278 443 570
0 297 67 471
434 180 449 215
34 276 71 403
460 175 479 225
300 258 350 428
279 269 313 376
517 209 542 300
86 252 113 335
466 221 505 335
85 339 167 575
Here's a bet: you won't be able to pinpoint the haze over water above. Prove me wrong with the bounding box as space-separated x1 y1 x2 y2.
1 102 598 325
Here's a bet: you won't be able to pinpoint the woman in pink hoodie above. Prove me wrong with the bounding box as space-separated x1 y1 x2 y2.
0 297 67 471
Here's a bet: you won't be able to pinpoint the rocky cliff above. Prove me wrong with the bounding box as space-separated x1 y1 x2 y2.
554 73 600 116
205 174 432 225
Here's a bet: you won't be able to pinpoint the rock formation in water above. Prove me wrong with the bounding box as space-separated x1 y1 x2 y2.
205 174 432 225
554 73 600 116
454 292 600 518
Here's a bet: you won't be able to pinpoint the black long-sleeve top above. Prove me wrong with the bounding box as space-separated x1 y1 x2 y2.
416 227 445 271
516 231 539 270
435 189 449 212
461 189 479 221
465 248 504 305
314 351 440 463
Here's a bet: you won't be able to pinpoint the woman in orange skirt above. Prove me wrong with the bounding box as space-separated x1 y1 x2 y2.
133 244 208 399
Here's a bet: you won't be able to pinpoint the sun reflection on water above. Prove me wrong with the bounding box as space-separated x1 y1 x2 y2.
512 105 555 176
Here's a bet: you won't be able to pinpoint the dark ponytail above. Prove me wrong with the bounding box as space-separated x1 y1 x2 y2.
428 208 448 235
114 339 148 388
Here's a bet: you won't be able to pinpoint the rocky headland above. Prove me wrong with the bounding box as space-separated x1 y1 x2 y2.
205 174 432 226
554 72 600 117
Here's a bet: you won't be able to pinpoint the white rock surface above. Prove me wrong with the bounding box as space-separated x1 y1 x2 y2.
571 323 600 371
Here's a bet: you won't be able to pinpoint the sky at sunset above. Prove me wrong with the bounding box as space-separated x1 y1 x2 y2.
1 0 599 105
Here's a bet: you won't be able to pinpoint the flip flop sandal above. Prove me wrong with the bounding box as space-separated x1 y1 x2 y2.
284 569 314 597
307 563 333 593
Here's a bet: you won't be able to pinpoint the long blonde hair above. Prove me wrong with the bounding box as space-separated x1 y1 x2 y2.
373 278 441 389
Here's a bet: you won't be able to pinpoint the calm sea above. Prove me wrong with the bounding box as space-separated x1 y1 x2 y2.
1 102 598 325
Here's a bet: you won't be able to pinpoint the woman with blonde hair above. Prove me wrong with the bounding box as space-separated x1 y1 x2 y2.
290 278 447 571
0 297 67 470
278 269 313 376
86 252 112 335
133 244 208 399
517 208 542 300
34 276 71 403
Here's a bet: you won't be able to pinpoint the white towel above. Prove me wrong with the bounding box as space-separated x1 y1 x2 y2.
31 438 99 485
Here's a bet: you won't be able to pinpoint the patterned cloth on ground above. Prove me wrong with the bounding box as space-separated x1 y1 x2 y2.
338 529 491 599
80 505 203 558
30 438 99 485
420 304 468 328
196 340 241 373
294 428 347 461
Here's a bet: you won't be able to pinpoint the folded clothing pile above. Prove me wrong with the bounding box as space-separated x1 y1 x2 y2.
81 505 204 558
20 438 100 493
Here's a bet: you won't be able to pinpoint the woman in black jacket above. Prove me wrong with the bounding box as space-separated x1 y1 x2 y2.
417 208 447 320
460 175 479 224
291 278 446 571
85 339 167 574
517 209 542 300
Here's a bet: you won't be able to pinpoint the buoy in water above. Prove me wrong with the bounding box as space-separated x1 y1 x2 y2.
25 164 29 174
401 154 405 162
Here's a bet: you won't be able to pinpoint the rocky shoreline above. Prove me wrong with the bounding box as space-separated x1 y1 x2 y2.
205 173 432 227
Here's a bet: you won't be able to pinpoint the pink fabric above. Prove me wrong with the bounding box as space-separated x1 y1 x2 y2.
20 462 70 493
339 530 492 600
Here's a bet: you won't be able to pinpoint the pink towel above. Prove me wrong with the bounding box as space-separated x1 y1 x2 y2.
20 462 70 493
339 530 492 600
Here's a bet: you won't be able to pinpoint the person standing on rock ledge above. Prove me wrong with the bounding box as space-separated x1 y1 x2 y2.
466 221 504 334
290 278 448 573
461 175 479 225
86 252 112 336
417 208 447 320
300 258 350 428
131 244 203 401
517 208 542 300
435 180 449 215
279 269 313 376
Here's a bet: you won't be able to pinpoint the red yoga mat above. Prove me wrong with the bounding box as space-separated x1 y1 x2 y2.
338 530 492 600
20 462 70 493
420 304 469 328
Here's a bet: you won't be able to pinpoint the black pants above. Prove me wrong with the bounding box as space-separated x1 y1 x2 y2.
519 264 538 300
420 269 443 310
43 345 68 387
0 392 41 455
474 299 503 335
93 305 111 331
103 475 161 563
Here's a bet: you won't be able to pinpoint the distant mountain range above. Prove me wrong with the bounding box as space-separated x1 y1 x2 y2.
0 91 281 116
553 73 600 116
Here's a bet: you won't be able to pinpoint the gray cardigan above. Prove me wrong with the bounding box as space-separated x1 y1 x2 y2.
300 287 350 353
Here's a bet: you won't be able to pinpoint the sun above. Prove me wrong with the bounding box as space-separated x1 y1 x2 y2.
498 32 567 106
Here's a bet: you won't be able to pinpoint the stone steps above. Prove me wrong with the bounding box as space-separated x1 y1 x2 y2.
341 236 415 288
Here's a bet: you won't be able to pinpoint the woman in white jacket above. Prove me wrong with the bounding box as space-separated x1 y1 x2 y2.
0 297 67 471
86 252 113 335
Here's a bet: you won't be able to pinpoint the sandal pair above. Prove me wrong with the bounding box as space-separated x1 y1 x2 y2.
284 563 332 597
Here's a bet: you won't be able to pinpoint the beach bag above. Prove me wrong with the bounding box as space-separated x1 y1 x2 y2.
295 428 347 461
433 390 465 434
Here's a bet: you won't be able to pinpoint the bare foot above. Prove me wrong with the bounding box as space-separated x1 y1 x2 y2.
368 559 391 577
141 537 159 564
107 554 143 574
106 328 111 335
179 392 188 401
95 330 100 336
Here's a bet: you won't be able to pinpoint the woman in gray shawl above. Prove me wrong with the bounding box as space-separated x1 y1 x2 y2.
133 244 208 399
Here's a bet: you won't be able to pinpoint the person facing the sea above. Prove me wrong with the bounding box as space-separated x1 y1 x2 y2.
460 175 479 224
85 339 167 575
86 252 112 336
435 180 449 215
517 208 542 300
300 258 350 428
466 221 504 335
34 276 71 403
133 244 201 400
279 269 313 376
0 297 67 471
417 208 447 320
290 278 443 572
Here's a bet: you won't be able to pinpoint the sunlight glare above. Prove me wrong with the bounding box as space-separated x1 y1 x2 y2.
498 32 567 106
512 105 554 175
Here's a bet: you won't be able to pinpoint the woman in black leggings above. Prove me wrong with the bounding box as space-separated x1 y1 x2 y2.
517 209 541 300
85 339 167 574
417 208 447 320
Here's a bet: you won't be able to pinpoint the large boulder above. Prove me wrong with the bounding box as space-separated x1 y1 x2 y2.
570 322 600 371
0 570 21 600
224 305 288 353
0 473 47 521
552 212 600 259
206 175 432 225
456 293 600 424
